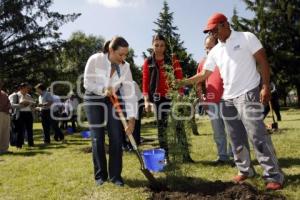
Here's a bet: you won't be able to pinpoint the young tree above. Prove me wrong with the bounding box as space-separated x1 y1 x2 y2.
147 1 197 77
0 0 80 89
231 0 300 107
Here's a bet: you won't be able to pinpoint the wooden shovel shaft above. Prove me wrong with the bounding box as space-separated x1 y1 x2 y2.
109 94 144 166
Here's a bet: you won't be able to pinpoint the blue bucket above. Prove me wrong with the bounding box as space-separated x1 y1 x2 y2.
81 130 91 138
142 148 166 172
67 127 73 134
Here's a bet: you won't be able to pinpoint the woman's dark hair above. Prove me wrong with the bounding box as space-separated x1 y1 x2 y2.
151 34 170 63
152 34 166 44
19 82 29 89
103 36 129 53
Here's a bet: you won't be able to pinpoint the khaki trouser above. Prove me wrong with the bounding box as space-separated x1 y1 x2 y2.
0 112 10 153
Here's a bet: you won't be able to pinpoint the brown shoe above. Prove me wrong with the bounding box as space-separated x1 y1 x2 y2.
232 175 248 183
266 182 283 190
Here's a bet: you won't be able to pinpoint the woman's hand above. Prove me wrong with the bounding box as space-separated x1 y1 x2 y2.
19 101 30 107
144 100 152 113
104 87 115 97
125 118 135 135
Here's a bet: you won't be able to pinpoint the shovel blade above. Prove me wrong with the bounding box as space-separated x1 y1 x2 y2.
271 122 278 130
141 168 168 190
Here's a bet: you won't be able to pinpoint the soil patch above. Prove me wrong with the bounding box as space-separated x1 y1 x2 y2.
150 180 285 200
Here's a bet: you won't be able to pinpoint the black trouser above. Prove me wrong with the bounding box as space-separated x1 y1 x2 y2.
122 99 144 147
41 110 51 143
133 99 144 145
84 94 123 182
153 97 171 154
14 117 24 148
52 111 64 141
153 97 191 160
41 110 64 143
19 112 34 146
263 93 281 121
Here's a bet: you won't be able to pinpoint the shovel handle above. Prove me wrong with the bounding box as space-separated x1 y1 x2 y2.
109 94 138 150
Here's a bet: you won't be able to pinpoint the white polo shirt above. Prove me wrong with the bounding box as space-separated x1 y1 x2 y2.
204 31 262 99
84 52 138 118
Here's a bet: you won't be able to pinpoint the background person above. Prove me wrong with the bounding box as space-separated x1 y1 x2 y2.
197 35 236 165
0 80 11 154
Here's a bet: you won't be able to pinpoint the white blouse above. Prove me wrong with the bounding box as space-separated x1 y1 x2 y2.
83 53 138 118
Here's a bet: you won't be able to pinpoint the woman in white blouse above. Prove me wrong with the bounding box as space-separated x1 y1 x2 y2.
83 36 137 187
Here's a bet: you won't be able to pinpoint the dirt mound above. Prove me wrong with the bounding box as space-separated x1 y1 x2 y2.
151 181 285 200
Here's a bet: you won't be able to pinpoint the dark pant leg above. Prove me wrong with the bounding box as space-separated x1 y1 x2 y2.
106 101 123 181
271 96 281 121
22 112 34 146
84 96 108 181
52 111 64 140
154 97 170 154
41 110 51 143
71 115 77 131
263 104 270 119
15 117 24 148
132 99 144 145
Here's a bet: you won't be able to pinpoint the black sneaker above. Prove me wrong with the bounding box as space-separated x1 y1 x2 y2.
212 159 226 166
95 178 107 186
112 179 124 187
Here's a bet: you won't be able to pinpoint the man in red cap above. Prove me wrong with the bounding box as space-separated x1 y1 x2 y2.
179 12 284 190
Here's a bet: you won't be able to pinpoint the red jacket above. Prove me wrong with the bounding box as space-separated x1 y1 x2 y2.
142 57 183 97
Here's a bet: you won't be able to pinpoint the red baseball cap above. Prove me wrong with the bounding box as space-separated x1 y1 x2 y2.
203 13 227 33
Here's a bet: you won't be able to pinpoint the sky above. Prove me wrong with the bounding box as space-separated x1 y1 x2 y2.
51 0 253 66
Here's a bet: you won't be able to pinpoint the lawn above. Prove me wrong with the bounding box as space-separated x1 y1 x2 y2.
0 108 299 200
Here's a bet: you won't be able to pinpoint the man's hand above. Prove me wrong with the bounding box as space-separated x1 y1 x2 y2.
260 84 271 105
125 118 135 135
176 79 186 87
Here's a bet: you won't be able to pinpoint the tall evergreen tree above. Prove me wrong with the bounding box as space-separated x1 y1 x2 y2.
231 0 300 106
0 0 80 89
146 1 197 77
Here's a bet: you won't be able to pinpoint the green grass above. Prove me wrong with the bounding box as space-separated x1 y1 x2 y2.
0 108 299 200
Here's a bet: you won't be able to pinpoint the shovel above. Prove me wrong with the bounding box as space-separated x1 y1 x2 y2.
109 94 165 190
268 101 278 131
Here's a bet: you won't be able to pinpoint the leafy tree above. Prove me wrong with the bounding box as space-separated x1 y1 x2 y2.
57 31 105 83
231 1 300 106
0 0 80 89
144 1 197 77
56 32 141 95
126 48 142 86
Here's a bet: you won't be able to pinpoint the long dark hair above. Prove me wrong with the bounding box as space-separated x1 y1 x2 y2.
151 34 171 64
103 36 129 53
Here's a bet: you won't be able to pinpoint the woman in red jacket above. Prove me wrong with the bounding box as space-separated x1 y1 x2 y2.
142 34 192 162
